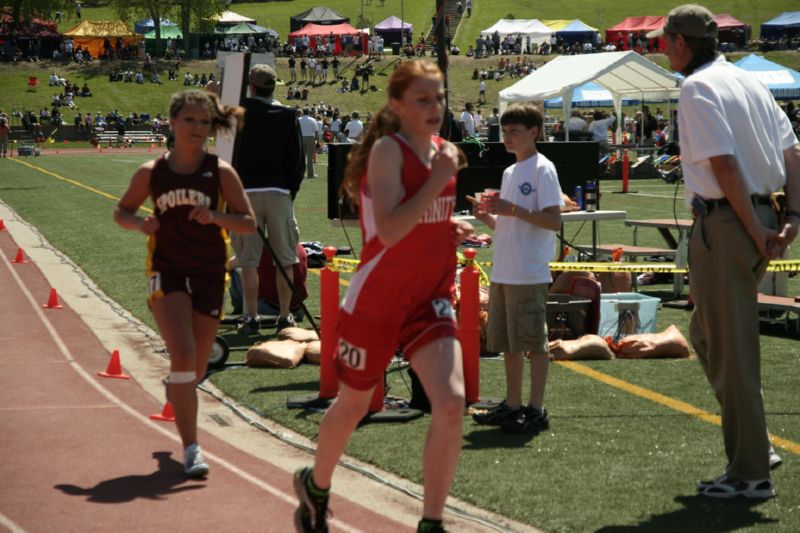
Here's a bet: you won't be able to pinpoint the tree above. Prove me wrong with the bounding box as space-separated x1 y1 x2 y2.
1 0 73 27
109 0 173 58
178 0 226 59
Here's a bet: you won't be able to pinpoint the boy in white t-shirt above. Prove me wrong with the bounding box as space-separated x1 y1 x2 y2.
467 102 563 434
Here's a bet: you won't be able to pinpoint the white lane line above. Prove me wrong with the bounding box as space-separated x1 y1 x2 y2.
0 512 27 533
1 250 361 533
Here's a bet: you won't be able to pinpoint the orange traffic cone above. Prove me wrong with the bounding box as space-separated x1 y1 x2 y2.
42 287 63 309
98 349 130 379
12 248 27 263
150 401 176 422
0 219 6 231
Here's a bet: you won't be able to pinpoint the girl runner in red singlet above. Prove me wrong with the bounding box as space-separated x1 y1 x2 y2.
114 90 255 478
293 61 472 533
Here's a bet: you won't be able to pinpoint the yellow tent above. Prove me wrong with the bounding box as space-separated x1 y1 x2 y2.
63 20 142 57
542 19 599 31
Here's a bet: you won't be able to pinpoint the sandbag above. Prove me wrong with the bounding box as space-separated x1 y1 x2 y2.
598 272 632 293
549 335 615 361
614 325 691 359
304 340 322 365
550 271 596 295
277 327 319 343
246 339 306 368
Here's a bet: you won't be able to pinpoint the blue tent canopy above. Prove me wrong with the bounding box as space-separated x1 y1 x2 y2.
555 19 599 46
544 81 641 108
760 12 800 40
734 53 800 100
135 18 177 35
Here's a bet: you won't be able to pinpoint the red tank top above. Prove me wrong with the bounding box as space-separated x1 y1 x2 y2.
147 153 227 275
341 134 457 316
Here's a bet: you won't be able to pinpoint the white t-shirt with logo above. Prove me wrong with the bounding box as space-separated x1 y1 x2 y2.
491 153 564 285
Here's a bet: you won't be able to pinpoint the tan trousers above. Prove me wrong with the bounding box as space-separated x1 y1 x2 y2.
302 136 316 179
689 203 778 481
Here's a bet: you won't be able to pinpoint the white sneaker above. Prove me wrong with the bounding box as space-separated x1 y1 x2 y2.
697 474 775 499
769 446 782 470
184 443 209 478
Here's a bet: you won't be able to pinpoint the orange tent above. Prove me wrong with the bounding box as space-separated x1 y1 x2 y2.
63 20 142 57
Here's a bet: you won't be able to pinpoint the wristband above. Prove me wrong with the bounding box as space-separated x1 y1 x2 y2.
786 209 800 220
510 204 517 217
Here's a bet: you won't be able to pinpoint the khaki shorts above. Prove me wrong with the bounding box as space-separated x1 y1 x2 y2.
487 282 549 354
231 191 299 267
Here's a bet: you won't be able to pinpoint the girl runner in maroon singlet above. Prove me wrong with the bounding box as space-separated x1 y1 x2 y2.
114 90 255 478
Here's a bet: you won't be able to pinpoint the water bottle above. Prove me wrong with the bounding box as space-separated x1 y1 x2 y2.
574 185 583 210
584 181 597 212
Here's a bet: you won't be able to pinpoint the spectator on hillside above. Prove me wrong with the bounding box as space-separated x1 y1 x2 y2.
81 83 92 97
344 111 363 140
183 72 193 85
74 112 83 132
135 71 145 84
151 71 163 84
49 72 60 86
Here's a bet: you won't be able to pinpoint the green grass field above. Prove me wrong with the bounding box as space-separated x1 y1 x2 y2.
1 152 799 532
2 0 796 128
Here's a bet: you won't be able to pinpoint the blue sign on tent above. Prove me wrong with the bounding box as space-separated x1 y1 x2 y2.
544 81 640 108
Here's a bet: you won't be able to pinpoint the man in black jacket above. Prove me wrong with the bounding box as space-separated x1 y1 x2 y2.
232 64 305 334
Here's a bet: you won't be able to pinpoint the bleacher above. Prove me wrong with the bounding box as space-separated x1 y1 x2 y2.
94 130 165 145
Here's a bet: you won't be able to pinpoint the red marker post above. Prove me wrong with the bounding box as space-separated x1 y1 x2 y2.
622 148 630 193
319 246 340 399
459 248 481 404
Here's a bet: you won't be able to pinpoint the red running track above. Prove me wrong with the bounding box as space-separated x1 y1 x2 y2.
0 223 411 532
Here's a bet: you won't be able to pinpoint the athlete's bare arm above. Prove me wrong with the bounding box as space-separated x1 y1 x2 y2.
115 161 159 235
187 162 256 234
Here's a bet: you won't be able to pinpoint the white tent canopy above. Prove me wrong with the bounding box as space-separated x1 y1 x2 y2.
499 51 680 139
213 11 257 25
480 19 553 45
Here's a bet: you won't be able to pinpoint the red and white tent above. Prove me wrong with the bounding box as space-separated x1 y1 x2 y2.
605 16 665 51
288 22 367 55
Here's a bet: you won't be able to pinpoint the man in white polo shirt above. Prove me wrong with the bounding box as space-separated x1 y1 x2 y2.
650 3 800 500
343 111 363 141
298 108 320 179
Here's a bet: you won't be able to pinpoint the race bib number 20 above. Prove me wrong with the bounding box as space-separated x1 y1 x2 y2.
338 339 367 371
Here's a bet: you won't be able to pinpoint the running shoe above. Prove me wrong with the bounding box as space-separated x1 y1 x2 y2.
237 316 260 335
293 466 329 532
276 314 296 333
697 474 775 499
183 443 209 478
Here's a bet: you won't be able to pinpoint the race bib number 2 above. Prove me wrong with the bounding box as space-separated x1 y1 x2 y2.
432 298 454 319
338 339 367 371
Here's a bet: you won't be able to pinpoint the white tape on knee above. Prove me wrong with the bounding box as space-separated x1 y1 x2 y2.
168 371 196 384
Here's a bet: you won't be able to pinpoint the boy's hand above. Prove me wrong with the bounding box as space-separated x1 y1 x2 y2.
465 194 487 217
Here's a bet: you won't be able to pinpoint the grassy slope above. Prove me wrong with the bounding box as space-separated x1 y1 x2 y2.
1 153 799 531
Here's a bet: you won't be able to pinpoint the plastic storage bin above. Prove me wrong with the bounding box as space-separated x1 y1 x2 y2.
598 293 661 340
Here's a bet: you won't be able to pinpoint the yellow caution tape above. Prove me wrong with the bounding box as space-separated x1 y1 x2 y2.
331 257 800 275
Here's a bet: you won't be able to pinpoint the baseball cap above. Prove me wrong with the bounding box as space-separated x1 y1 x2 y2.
249 64 277 88
647 4 718 39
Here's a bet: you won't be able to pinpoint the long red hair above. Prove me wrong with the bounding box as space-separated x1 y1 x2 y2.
340 61 444 204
